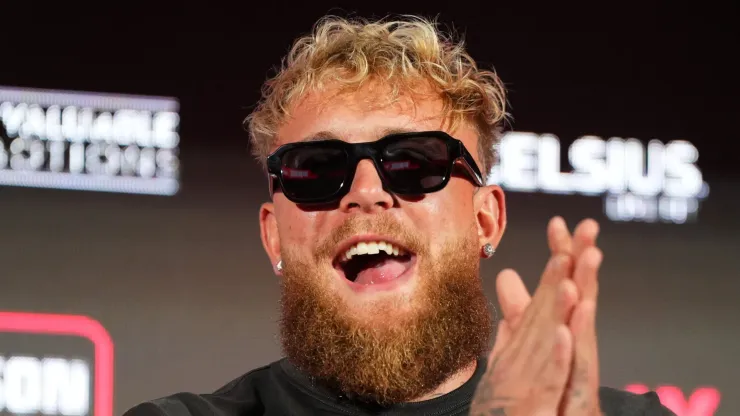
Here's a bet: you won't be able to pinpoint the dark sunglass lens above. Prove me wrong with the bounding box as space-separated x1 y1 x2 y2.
280 146 348 200
381 136 450 192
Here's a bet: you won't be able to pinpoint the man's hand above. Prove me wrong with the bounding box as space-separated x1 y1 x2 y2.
559 218 602 415
470 251 580 415
491 218 600 354
542 216 603 413
472 217 604 415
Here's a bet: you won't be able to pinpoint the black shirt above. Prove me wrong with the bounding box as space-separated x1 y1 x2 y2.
123 358 675 416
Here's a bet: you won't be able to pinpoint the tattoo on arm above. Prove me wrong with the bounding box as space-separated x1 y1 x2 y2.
567 355 597 412
470 357 515 416
470 410 507 416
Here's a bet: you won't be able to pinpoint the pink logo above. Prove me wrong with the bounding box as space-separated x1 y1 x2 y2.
0 311 114 416
625 384 721 416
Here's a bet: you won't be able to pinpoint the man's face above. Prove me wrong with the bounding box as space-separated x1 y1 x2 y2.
259 82 506 403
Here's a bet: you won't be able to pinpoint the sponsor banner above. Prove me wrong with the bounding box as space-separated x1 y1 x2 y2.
0 86 180 196
489 132 709 224
0 312 114 416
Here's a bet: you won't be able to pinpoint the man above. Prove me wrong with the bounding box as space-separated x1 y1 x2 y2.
125 16 674 416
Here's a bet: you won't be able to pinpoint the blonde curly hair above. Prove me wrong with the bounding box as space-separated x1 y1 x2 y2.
245 15 509 178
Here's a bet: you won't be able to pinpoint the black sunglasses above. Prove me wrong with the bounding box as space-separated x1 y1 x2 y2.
266 131 485 204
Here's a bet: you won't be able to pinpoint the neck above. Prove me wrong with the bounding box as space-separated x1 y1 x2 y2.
408 359 478 402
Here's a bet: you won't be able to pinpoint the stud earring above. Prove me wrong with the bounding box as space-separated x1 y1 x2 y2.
276 260 283 272
482 243 495 258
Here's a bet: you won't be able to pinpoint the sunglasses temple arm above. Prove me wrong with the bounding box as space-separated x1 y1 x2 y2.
268 173 277 197
456 156 486 187
468 164 485 186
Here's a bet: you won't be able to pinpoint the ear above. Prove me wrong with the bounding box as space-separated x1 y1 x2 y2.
473 185 506 253
259 202 282 275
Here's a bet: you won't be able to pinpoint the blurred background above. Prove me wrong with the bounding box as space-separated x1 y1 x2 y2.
0 3 737 416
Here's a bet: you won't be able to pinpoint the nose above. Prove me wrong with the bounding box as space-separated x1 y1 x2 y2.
339 159 394 213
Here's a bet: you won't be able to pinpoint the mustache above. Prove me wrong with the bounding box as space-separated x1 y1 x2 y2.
314 213 426 260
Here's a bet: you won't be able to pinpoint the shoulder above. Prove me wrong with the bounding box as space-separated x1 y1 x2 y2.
122 362 277 416
599 386 676 416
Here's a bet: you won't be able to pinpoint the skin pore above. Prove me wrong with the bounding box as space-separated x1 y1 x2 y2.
258 81 508 404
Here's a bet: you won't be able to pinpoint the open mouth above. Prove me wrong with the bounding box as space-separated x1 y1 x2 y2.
333 240 415 286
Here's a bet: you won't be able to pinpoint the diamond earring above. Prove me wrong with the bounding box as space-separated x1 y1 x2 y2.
482 243 495 258
276 260 283 272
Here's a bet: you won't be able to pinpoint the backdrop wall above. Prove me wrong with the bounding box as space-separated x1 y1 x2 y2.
0 4 737 416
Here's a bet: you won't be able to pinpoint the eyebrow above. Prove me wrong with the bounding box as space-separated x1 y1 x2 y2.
299 127 422 142
299 131 342 142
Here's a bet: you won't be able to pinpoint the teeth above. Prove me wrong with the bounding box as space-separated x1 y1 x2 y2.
356 242 369 255
343 241 405 261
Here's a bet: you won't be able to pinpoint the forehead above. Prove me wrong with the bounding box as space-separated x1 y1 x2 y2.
274 83 473 148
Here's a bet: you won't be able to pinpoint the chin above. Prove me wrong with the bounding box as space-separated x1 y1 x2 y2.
343 292 424 325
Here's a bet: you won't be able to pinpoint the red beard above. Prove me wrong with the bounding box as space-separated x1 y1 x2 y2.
278 214 492 405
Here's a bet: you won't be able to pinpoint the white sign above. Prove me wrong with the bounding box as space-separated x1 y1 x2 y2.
0 355 90 415
488 132 709 224
0 86 180 196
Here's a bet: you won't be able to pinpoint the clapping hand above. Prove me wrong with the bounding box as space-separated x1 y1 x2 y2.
470 217 603 415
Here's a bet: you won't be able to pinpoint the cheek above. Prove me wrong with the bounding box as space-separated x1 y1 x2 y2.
275 205 320 250
414 189 477 257
417 184 475 229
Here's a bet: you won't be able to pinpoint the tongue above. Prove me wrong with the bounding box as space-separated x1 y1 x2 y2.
354 257 410 285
